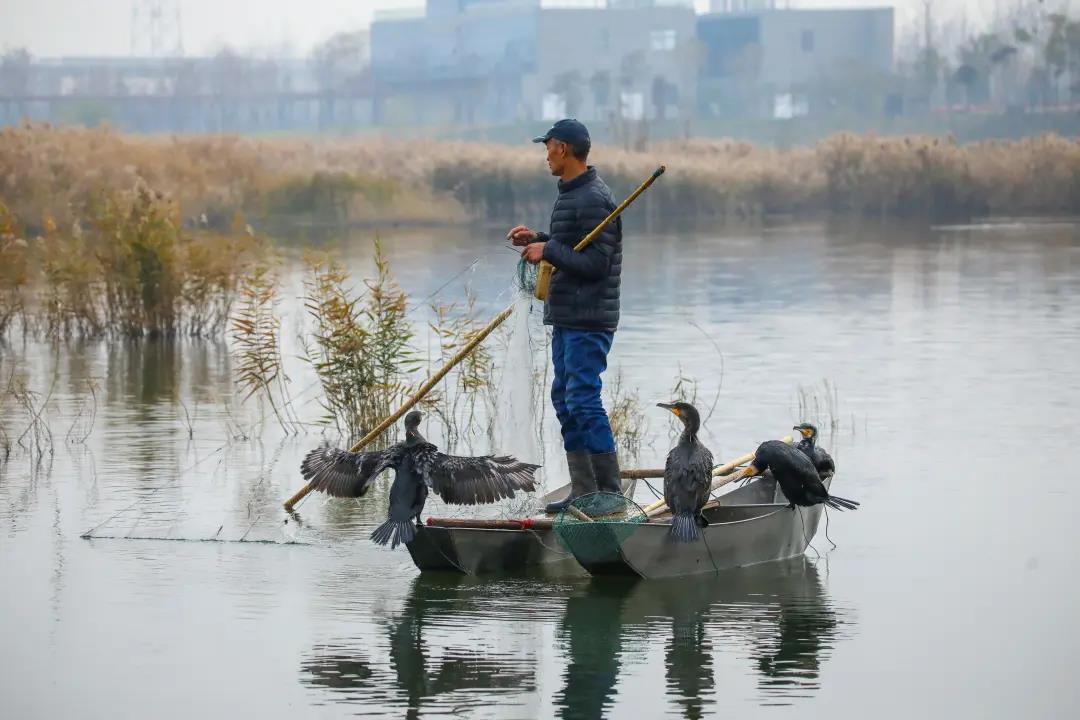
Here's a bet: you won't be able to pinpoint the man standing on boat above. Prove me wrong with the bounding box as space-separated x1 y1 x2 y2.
508 119 623 513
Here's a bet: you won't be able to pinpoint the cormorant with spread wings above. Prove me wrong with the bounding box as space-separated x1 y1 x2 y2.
300 411 540 548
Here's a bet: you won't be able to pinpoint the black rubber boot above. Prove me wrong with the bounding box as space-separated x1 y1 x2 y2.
586 452 624 516
545 450 597 514
591 452 622 494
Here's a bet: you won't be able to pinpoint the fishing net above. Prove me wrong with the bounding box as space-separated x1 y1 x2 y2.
552 492 649 564
515 257 538 295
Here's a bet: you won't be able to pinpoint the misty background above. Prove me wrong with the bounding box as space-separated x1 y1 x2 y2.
4 2 1019 58
5 0 1080 145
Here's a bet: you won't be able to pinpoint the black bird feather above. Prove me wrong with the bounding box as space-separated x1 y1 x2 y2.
749 440 858 511
659 402 714 543
793 423 835 480
300 411 540 548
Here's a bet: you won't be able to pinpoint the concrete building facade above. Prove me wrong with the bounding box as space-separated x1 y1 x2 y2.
1 1 896 132
697 6 894 118
370 0 697 126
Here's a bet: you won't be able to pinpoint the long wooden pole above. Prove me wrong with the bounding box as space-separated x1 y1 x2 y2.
642 436 794 519
283 302 516 512
533 165 665 301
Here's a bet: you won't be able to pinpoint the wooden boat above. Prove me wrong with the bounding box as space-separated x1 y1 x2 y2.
407 471 832 578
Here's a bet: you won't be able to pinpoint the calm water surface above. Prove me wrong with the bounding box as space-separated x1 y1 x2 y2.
2 221 1080 719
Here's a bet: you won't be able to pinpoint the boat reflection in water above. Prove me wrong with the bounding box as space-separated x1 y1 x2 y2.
554 556 847 717
299 557 849 717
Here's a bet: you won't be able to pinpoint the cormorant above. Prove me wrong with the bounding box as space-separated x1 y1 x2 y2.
794 423 835 480
734 440 858 511
300 410 540 548
658 402 714 543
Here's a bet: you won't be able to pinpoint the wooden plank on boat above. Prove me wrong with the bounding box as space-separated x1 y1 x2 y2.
426 517 554 531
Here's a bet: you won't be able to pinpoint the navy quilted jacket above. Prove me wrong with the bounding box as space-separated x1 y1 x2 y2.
535 167 622 332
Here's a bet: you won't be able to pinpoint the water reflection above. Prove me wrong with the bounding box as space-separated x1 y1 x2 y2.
299 559 846 718
301 574 538 718
555 557 844 717
556 579 628 719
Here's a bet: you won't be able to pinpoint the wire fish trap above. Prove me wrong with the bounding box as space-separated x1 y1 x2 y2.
553 492 649 564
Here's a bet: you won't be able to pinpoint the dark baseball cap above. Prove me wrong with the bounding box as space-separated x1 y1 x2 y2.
532 118 591 147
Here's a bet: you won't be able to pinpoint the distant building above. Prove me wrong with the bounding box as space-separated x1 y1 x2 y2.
370 0 697 126
0 36 371 133
1 1 897 133
698 5 894 118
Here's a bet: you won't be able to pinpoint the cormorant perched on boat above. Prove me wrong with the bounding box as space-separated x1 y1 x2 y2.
734 440 858 511
658 402 714 543
794 423 835 480
300 411 540 548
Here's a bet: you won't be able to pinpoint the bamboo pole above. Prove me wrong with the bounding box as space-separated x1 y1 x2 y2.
534 166 665 301
283 303 517 512
642 436 794 519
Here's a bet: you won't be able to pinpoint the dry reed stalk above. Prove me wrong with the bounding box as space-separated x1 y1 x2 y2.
301 240 420 442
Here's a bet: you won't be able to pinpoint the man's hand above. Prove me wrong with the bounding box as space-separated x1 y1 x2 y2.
521 242 545 265
507 225 539 247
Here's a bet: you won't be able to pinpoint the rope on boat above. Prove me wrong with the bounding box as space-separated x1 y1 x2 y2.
700 524 722 574
796 506 821 560
822 505 837 550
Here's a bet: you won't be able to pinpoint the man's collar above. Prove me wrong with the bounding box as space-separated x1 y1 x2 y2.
558 166 596 193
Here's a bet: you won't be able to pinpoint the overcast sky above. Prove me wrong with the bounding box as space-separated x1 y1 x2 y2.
0 1 1064 58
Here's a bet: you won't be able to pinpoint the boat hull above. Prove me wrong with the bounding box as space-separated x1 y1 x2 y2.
572 475 831 579
405 475 834 578
406 523 580 576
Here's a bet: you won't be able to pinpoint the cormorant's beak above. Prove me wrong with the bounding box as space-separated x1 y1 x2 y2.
734 464 760 480
794 426 812 438
657 402 680 418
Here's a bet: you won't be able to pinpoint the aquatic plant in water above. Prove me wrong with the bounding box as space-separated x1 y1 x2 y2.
231 260 297 434
0 190 262 339
301 239 422 443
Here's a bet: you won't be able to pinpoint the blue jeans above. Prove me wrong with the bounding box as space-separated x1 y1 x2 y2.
551 327 616 454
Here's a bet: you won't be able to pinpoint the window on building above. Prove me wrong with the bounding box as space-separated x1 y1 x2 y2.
620 92 644 121
542 93 567 121
801 30 815 53
650 29 676 52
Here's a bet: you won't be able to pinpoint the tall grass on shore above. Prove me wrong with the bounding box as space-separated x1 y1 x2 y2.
0 202 28 336
10 125 1080 230
0 123 462 233
0 191 262 338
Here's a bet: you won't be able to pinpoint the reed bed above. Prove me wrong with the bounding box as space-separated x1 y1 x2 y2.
8 125 1080 236
0 123 462 232
0 190 263 338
